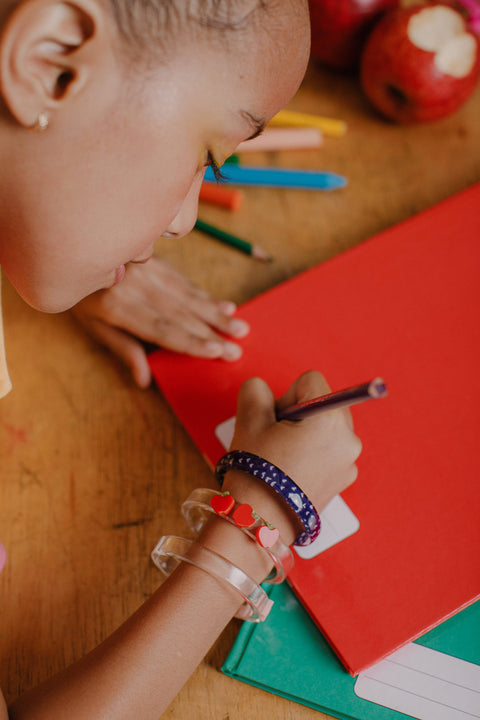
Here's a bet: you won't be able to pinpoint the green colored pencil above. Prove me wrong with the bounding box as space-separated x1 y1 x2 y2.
194 219 273 262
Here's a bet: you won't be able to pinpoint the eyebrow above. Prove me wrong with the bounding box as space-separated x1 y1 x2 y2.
240 110 266 141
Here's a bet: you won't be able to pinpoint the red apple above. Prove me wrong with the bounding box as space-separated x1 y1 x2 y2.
232 504 255 528
360 2 480 122
308 0 400 71
210 493 234 516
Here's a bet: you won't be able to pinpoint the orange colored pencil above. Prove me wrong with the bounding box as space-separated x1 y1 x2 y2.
199 181 244 211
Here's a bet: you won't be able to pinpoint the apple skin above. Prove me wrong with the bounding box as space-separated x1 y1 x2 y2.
360 2 480 123
308 0 400 71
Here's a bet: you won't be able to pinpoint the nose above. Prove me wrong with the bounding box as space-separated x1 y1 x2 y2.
162 171 204 239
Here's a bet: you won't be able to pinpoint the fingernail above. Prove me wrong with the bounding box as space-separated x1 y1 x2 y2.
229 319 250 338
219 301 237 316
222 342 243 362
204 341 223 357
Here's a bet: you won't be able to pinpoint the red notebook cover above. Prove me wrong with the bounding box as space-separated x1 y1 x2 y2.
149 183 480 675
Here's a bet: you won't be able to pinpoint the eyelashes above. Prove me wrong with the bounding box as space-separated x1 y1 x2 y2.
205 151 226 183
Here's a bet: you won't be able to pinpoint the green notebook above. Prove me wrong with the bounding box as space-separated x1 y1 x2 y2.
222 584 480 720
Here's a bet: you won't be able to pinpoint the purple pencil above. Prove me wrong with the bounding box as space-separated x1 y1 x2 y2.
276 378 388 422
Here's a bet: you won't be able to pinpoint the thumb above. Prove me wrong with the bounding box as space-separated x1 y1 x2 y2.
276 370 331 412
80 317 152 389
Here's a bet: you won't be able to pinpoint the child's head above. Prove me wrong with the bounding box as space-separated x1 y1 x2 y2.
0 0 310 312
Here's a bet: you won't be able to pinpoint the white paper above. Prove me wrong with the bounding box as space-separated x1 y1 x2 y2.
293 494 360 558
215 416 236 450
354 642 480 720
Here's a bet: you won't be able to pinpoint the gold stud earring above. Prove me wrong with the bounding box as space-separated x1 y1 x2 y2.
33 111 49 131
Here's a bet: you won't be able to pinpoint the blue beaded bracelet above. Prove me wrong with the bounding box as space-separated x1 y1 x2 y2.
214 450 321 547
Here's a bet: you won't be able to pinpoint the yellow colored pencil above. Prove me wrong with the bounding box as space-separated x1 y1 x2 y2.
269 109 347 138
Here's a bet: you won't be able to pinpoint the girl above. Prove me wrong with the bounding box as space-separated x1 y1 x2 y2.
0 1 362 718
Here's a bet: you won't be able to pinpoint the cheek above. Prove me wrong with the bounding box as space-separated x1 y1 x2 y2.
4 97 200 310
85 138 198 251
103 108 198 220
13 170 198 312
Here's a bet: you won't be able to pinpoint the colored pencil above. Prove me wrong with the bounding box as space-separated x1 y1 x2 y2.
204 164 347 191
269 109 347 138
276 378 388 422
236 127 323 153
194 219 272 262
199 181 244 211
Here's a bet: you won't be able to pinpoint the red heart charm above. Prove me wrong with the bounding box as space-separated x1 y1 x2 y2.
210 493 235 516
256 525 280 548
232 504 255 528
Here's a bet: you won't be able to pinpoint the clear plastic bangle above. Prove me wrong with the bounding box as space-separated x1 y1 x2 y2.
182 488 294 584
215 450 321 546
151 535 274 622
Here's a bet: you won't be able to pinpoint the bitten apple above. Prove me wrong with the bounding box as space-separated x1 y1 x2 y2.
360 2 480 122
308 0 399 71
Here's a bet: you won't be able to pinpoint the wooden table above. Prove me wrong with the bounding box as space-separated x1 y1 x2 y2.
1 62 479 720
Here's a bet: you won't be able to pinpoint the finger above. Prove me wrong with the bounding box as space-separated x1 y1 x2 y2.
276 370 331 413
217 300 238 317
189 299 250 338
342 462 359 491
123 346 152 389
82 318 152 388
143 312 244 361
349 432 363 464
171 333 244 362
76 267 246 361
220 314 250 339
235 377 276 434
123 261 250 340
146 263 248 337
85 289 241 361
145 257 212 301
343 406 354 431
163 285 250 339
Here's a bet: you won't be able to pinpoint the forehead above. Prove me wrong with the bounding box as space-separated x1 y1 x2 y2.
119 3 310 150
180 7 310 121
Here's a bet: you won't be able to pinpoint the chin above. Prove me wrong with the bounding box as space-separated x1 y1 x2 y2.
3 261 110 313
9 278 85 314
23 293 79 314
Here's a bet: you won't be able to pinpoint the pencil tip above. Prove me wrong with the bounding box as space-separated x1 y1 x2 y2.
252 245 274 262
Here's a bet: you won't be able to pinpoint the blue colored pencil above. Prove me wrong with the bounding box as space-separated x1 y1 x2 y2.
204 164 347 190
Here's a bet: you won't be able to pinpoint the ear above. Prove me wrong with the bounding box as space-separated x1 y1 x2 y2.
0 0 106 128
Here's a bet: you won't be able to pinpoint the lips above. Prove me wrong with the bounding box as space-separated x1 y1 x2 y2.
131 243 155 264
110 243 154 288
131 253 152 264
113 264 126 285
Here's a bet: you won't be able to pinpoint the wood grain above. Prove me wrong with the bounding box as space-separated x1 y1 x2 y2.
1 61 479 719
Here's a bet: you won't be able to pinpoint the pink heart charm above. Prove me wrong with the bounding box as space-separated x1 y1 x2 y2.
210 493 235 516
256 525 280 548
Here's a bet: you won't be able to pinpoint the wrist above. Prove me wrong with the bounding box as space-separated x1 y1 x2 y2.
215 452 321 547
196 512 274 585
151 471 303 621
222 469 301 547
151 534 273 621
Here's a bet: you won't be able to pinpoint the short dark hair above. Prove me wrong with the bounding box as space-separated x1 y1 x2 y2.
107 0 272 58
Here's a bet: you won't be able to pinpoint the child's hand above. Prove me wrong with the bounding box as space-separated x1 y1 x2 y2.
71 257 250 387
225 371 362 544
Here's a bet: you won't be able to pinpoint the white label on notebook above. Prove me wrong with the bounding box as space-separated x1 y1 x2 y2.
293 494 360 558
215 417 360 558
354 642 480 720
215 416 236 450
